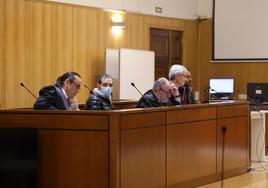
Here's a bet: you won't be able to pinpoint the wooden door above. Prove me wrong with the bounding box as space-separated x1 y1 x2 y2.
150 28 183 79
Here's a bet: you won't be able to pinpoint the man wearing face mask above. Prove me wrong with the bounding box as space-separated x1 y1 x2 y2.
136 77 173 108
85 74 114 110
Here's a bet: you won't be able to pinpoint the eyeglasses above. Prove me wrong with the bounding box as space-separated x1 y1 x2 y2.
71 82 81 89
101 83 113 87
160 88 170 95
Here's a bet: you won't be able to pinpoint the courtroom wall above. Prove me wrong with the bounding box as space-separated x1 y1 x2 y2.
47 0 198 20
0 0 4 108
0 0 198 108
197 0 212 18
198 19 268 101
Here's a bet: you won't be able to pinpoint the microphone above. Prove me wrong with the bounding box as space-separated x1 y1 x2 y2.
221 126 227 188
19 82 37 99
84 84 94 95
210 87 230 100
131 82 143 96
238 89 258 111
207 87 221 101
84 84 114 105
247 96 259 111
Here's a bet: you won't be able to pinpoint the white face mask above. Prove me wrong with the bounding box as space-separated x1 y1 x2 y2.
100 86 113 97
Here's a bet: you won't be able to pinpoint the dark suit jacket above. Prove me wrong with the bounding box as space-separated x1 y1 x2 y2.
85 94 114 110
136 89 172 108
179 86 194 104
33 85 70 110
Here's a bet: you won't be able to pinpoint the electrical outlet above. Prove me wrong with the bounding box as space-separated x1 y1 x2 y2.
155 7 162 13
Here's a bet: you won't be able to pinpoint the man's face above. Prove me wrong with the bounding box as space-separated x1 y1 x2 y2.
159 80 171 102
98 77 113 88
175 72 187 87
185 71 192 86
65 75 81 98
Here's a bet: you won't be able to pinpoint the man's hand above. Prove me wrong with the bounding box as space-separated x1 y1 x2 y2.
170 82 179 97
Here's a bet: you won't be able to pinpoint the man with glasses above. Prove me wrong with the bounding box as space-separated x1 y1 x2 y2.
85 74 114 110
168 64 188 105
179 70 194 104
34 71 81 110
136 77 173 108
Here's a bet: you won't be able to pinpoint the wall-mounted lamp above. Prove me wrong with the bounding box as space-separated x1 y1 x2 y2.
111 13 125 36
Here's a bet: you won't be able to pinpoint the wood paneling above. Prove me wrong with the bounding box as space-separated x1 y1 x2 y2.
120 112 165 129
124 13 145 49
51 4 73 76
29 1 52 101
91 9 108 80
1 0 198 108
5 0 29 107
0 0 4 108
0 113 109 130
167 107 216 124
39 130 108 188
198 19 268 102
109 114 120 188
184 21 198 89
217 117 247 173
121 127 165 188
0 101 250 188
167 120 217 185
72 7 91 102
217 104 248 118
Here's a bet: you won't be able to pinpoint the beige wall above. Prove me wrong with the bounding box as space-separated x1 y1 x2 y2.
47 0 198 20
0 0 198 108
198 19 268 102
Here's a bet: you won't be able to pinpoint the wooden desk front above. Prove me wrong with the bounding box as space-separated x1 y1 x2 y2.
0 101 250 188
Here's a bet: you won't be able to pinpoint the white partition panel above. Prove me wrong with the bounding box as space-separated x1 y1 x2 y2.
105 49 120 100
105 49 119 79
119 48 154 100
105 48 155 100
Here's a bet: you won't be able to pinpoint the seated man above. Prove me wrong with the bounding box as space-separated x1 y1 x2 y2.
168 64 188 105
85 74 114 110
179 70 194 104
136 77 173 108
34 71 81 110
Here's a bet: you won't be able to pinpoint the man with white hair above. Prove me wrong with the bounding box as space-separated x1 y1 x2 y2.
168 64 188 105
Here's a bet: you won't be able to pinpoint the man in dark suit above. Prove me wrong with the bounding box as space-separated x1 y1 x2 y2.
33 71 81 110
136 77 173 108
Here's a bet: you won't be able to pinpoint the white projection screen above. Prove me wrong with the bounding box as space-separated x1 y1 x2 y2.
213 0 268 61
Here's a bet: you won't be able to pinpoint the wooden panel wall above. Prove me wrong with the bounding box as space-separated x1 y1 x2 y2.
198 19 268 102
0 0 4 108
39 130 108 188
5 0 30 107
29 1 52 102
0 0 198 108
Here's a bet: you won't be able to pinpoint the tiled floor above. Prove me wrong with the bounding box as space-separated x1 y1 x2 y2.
199 161 268 188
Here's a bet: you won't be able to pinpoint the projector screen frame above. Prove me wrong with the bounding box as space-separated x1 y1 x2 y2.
212 0 268 62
